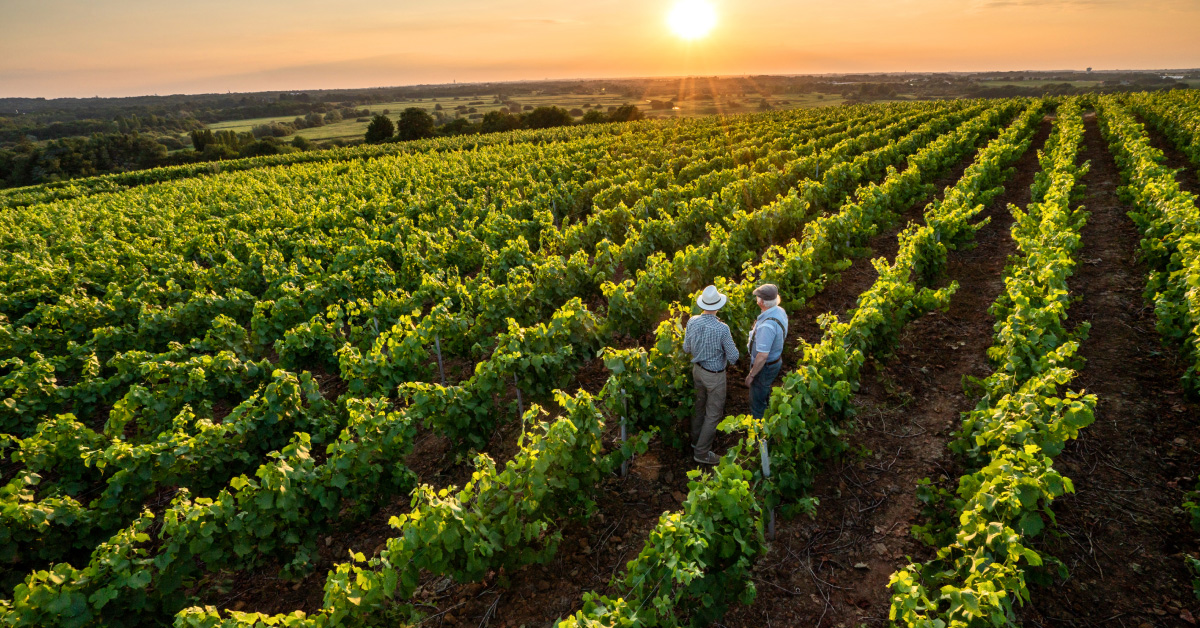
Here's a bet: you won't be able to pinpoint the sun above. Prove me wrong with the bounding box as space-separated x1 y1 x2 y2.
667 0 717 41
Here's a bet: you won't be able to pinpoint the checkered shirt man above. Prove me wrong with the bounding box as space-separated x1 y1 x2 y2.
686 314 739 374
683 314 741 372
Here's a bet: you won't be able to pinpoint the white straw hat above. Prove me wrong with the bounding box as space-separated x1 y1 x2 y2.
696 285 728 311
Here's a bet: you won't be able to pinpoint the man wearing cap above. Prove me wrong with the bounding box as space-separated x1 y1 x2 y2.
745 284 788 421
682 285 740 465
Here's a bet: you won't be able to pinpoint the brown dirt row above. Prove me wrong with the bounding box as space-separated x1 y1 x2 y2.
1013 114 1200 627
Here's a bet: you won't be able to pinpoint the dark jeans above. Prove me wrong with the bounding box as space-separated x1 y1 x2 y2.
750 359 783 420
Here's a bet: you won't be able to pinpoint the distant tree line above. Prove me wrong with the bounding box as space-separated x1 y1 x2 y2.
965 77 1189 99
364 104 646 144
0 104 376 188
0 112 205 144
0 95 373 146
0 134 170 188
0 131 314 189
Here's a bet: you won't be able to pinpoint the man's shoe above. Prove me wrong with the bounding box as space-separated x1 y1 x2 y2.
693 451 720 465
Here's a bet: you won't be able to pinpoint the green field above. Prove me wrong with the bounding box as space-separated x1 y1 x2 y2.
205 113 372 143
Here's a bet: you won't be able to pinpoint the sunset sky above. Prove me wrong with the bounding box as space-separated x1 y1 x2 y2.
2 0 1198 98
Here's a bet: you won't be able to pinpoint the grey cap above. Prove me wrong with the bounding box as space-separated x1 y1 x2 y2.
753 284 779 300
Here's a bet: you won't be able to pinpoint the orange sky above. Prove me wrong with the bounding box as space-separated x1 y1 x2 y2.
1 0 1198 98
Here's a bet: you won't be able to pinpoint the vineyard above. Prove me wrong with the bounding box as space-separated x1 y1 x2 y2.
2 92 1200 627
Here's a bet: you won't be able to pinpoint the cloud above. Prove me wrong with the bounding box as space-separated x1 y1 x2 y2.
508 17 581 25
974 0 1193 7
974 0 1113 7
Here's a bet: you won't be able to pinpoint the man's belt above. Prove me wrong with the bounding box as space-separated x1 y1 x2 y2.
696 363 726 374
766 357 782 366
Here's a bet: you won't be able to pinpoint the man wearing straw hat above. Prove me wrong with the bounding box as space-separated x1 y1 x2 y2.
745 284 788 421
682 285 740 465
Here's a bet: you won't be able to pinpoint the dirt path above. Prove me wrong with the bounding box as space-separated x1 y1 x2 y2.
1014 114 1200 627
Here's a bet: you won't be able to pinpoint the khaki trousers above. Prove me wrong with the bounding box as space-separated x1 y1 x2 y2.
691 364 727 456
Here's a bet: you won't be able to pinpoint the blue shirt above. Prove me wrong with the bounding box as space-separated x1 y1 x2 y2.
748 306 788 362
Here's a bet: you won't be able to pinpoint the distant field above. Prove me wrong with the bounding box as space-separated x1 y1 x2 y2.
206 115 301 133
203 90 868 143
976 79 1105 88
976 78 1200 89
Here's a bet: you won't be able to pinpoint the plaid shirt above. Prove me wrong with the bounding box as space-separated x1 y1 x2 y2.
683 314 740 372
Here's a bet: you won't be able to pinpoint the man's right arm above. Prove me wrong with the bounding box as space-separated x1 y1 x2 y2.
722 325 740 364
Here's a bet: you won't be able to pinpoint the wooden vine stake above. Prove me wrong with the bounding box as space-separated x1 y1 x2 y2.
514 374 524 418
434 334 446 385
759 438 776 540
619 388 629 478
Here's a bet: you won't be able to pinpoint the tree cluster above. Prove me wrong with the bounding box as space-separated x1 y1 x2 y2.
0 112 204 145
0 128 316 189
188 129 309 160
0 97 374 148
0 133 167 188
842 83 899 102
365 105 646 144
